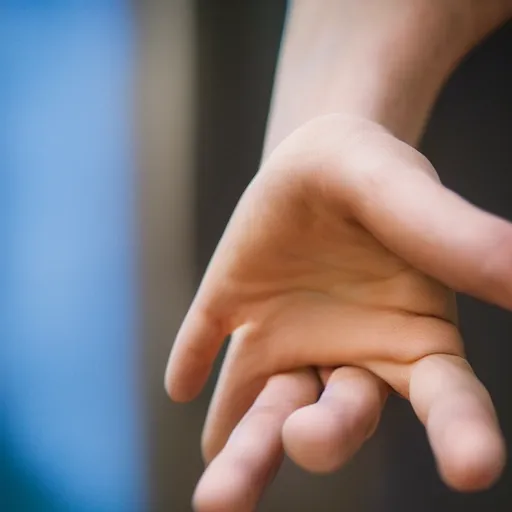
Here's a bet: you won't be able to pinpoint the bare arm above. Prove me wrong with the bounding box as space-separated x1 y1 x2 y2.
265 0 512 153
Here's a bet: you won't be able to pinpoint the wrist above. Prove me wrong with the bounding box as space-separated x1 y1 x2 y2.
264 1 511 155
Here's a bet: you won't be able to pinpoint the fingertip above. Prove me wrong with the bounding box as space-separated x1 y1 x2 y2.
163 363 182 402
192 481 221 512
192 477 234 512
437 421 506 492
164 382 196 404
192 471 241 512
165 305 227 402
283 404 353 473
164 361 208 403
193 469 266 512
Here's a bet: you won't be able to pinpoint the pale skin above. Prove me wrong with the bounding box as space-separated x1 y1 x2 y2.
165 1 512 511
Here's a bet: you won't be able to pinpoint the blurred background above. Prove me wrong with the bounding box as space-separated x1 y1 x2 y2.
2 1 512 511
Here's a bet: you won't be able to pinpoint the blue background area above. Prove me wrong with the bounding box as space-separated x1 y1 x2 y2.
1 2 146 510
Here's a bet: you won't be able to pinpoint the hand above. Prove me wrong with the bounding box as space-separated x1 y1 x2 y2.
166 115 512 509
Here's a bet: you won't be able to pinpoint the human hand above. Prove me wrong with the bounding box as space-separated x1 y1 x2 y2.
166 114 512 509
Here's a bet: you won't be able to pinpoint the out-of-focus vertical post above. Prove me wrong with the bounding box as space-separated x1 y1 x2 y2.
135 0 198 509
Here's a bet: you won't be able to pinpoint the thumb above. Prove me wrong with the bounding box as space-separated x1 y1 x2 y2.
350 147 512 310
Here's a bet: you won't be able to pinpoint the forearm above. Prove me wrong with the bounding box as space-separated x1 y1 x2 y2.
263 0 511 155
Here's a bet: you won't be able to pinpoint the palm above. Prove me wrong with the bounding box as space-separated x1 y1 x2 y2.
199 122 460 387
